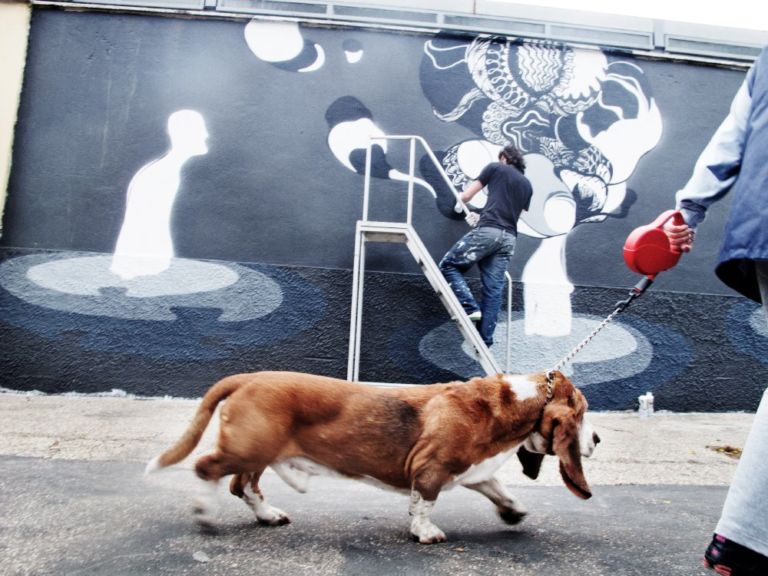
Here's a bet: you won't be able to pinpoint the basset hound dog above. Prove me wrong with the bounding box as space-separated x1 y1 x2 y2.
146 370 599 544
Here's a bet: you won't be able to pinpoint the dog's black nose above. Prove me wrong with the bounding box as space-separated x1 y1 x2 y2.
593 432 601 445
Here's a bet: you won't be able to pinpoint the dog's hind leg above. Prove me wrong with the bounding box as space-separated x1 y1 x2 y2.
230 469 290 526
192 479 219 528
229 472 252 498
192 478 221 527
462 477 527 525
193 451 243 528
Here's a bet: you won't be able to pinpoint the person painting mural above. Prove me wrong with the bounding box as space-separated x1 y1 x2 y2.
439 143 532 347
664 46 768 575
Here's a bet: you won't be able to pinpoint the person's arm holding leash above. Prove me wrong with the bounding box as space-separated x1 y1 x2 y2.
666 67 754 252
662 47 768 574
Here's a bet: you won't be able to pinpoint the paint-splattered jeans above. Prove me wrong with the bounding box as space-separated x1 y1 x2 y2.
439 226 516 346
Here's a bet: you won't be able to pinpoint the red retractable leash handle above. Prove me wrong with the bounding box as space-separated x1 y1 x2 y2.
547 210 687 375
623 210 685 279
616 210 685 312
547 210 687 374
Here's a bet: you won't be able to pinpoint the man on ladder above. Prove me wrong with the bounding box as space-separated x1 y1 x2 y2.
439 143 533 347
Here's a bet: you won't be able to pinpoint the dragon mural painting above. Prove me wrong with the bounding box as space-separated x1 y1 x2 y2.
420 35 663 337
285 26 669 383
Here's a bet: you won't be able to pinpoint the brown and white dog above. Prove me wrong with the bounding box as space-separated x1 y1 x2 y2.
146 370 599 544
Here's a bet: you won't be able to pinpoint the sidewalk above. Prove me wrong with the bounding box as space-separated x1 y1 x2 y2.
0 392 757 576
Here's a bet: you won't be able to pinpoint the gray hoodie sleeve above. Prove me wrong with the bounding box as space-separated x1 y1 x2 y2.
675 66 755 229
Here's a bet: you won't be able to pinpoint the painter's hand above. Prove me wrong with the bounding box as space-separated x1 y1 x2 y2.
663 221 694 253
454 201 464 214
465 212 480 227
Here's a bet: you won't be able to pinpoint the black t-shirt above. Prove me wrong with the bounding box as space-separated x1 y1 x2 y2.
475 162 532 235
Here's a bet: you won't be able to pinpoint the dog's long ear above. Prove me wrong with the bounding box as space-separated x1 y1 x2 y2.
552 411 591 500
517 445 545 480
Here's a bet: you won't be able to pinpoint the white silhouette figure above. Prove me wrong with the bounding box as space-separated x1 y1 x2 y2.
111 110 209 280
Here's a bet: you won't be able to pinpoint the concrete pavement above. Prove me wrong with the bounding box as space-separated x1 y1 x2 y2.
0 391 757 575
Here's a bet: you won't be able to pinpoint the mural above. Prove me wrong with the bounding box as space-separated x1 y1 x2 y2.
419 36 662 335
303 33 666 385
0 93 326 388
0 9 765 410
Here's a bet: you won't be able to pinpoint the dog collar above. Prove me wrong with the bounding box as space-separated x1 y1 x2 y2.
544 371 556 403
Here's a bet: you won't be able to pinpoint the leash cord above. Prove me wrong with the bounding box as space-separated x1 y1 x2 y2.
547 276 654 376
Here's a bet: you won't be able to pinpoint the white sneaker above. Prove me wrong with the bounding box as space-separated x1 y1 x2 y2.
467 310 482 322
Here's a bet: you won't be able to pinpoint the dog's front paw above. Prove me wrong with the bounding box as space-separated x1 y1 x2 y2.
498 504 527 525
410 519 447 544
256 505 291 526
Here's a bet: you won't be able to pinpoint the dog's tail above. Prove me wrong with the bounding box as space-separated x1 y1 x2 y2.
144 374 246 475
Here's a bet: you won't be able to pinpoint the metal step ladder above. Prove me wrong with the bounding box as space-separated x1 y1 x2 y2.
347 220 502 381
346 134 512 383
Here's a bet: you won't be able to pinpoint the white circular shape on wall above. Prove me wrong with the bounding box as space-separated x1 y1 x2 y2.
1 254 283 321
419 314 652 385
245 20 304 62
27 256 238 297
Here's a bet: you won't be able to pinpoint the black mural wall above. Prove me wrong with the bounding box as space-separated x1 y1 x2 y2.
1 7 766 411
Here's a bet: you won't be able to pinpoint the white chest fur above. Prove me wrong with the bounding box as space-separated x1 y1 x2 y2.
450 445 521 487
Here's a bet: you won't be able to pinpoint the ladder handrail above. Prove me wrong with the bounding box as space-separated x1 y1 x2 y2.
360 134 514 374
365 134 475 221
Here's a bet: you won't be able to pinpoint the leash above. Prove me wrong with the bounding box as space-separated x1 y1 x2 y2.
545 210 686 382
546 276 654 382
